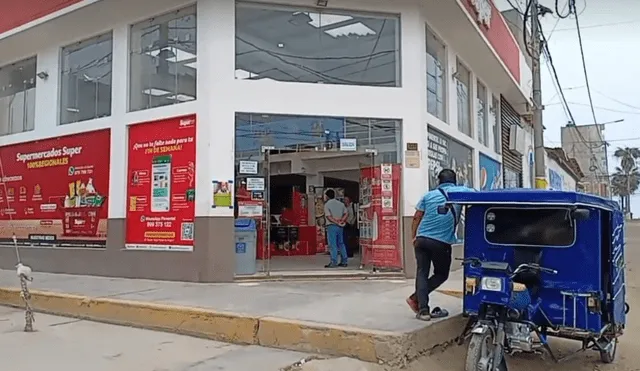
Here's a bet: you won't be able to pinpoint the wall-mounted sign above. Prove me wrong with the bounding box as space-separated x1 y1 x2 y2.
239 160 258 174
406 142 419 151
340 138 357 151
469 0 492 28
246 177 265 191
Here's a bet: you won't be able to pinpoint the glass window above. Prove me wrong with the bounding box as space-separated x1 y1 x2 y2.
485 207 575 247
129 6 197 112
456 59 471 137
235 4 400 87
0 57 36 136
491 95 500 153
476 80 488 146
60 33 113 124
426 26 446 121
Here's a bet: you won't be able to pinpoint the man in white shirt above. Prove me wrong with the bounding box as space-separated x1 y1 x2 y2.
323 189 349 268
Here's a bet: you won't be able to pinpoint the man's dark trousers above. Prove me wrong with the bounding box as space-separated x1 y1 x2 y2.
412 236 452 313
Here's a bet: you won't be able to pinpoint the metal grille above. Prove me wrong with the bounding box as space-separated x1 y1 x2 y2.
500 96 523 187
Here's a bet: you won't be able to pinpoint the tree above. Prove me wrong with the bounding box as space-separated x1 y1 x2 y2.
611 147 640 214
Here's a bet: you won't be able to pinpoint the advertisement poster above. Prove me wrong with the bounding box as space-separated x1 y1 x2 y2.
0 129 111 247
479 153 503 190
212 180 233 208
427 128 473 242
359 164 402 269
126 115 196 251
549 169 563 190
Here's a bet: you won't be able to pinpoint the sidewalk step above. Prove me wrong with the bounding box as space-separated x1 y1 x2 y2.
0 287 464 366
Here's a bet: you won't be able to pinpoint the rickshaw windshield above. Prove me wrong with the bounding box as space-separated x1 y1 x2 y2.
485 207 575 247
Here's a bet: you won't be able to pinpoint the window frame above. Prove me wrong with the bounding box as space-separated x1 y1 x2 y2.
476 79 488 146
484 206 577 248
234 2 402 87
455 58 472 137
59 31 114 125
491 94 501 153
425 25 447 122
0 56 37 136
128 5 198 112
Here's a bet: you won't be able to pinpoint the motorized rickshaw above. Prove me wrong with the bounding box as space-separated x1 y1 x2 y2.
440 189 629 371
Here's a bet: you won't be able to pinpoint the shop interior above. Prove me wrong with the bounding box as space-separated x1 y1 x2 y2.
234 113 402 275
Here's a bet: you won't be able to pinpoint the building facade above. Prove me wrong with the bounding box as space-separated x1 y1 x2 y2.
0 0 531 282
561 124 609 197
545 147 584 191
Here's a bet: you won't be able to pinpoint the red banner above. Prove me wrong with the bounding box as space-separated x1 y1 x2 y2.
359 164 402 269
0 129 111 247
125 115 196 251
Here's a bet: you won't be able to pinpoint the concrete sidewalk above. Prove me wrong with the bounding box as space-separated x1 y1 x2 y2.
0 269 464 366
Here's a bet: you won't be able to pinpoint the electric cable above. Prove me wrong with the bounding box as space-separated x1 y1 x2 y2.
556 0 572 18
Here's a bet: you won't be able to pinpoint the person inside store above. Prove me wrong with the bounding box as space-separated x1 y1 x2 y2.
323 189 349 268
343 196 358 258
407 169 475 321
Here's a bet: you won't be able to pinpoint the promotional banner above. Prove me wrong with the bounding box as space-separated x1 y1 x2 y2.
126 115 196 251
479 153 502 190
0 129 111 247
359 164 402 269
427 128 473 242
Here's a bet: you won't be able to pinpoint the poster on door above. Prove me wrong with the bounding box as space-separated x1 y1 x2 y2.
359 164 402 269
0 129 111 247
125 115 196 251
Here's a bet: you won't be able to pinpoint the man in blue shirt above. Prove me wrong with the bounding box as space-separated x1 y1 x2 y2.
407 169 474 321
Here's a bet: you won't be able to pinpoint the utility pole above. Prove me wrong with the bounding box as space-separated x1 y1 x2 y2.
531 0 547 189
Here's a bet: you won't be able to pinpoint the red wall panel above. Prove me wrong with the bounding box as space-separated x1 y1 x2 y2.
462 0 521 83
0 0 82 35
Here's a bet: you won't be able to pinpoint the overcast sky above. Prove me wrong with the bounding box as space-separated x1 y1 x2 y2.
498 0 640 211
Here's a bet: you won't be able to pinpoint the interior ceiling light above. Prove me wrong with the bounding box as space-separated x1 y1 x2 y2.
316 0 328 7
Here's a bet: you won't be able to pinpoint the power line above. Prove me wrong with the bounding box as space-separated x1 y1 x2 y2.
554 19 640 32
571 0 599 129
594 90 640 112
546 101 640 115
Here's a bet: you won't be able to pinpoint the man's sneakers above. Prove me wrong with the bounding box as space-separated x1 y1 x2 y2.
406 295 419 314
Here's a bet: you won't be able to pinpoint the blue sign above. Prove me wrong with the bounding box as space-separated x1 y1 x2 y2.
549 169 563 190
479 153 502 190
235 242 247 254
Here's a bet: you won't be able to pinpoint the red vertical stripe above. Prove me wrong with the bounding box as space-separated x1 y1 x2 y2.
463 0 521 83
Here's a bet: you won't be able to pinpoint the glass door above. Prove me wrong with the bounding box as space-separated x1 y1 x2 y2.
358 150 403 272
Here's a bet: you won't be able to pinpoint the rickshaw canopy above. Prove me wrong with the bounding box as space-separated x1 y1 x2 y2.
446 189 620 212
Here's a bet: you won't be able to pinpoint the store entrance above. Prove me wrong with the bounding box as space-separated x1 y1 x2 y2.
238 147 402 275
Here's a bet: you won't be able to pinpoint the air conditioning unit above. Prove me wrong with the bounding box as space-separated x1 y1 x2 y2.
508 124 527 155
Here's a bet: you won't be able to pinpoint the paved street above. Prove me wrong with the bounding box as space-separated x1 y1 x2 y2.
0 306 309 371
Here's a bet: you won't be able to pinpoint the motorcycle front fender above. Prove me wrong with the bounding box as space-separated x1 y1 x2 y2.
471 324 490 335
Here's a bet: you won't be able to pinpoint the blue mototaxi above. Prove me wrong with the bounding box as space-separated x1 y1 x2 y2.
441 189 629 371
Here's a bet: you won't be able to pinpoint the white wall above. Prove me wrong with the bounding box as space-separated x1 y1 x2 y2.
0 0 521 221
546 155 578 191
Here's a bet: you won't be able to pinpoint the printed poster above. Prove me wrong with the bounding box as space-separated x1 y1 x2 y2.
0 129 111 247
212 180 233 208
126 115 196 251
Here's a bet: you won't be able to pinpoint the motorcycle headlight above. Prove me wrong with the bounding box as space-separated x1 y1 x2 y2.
481 277 503 292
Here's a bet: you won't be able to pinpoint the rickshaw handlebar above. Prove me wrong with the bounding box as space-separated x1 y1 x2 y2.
458 258 558 276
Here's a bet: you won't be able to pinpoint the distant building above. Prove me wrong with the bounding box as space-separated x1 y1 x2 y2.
561 124 609 197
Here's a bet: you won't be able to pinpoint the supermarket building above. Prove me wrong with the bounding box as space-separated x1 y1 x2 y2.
0 0 533 282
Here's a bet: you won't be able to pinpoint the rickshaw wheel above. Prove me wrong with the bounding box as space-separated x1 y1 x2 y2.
600 337 618 364
465 333 507 371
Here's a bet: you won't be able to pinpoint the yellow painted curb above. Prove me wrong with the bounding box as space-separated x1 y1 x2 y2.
0 287 461 364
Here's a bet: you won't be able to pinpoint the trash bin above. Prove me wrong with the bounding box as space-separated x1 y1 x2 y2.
235 218 257 275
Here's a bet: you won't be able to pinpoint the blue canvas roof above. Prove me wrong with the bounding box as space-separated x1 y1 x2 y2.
446 189 621 211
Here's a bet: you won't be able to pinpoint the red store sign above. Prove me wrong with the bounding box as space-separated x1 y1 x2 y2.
0 0 82 35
